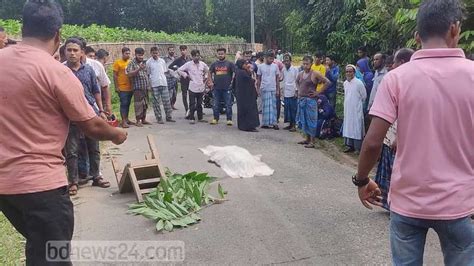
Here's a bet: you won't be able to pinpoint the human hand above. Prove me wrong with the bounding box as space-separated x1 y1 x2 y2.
358 179 383 209
99 112 108 120
308 91 317 98
139 63 146 70
112 128 128 145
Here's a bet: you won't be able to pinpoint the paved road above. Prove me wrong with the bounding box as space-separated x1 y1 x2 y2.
73 97 443 265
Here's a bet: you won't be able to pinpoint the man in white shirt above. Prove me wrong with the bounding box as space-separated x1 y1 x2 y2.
281 55 299 131
80 42 112 115
177 49 209 124
146 46 175 123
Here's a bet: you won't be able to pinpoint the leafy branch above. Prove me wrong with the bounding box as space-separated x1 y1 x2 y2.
127 171 226 232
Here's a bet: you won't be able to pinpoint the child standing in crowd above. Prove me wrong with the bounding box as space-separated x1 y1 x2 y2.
316 95 335 138
281 55 299 131
178 49 209 124
342 64 366 153
257 51 281 130
126 47 151 127
296 56 330 148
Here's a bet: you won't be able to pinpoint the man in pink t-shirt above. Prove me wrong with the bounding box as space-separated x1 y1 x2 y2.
353 0 473 264
0 1 127 264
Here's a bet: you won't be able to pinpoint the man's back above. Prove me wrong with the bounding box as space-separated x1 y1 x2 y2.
370 48 474 219
0 44 96 194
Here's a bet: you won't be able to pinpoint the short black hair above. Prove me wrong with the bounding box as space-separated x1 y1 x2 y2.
386 55 394 65
135 47 145 55
314 51 324 58
303 55 313 63
179 45 188 51
357 46 367 53
256 52 264 58
395 48 415 63
150 46 158 53
417 0 464 41
0 26 4 32
264 50 274 57
168 46 174 51
85 46 95 55
283 55 292 61
64 37 85 50
375 53 387 61
96 49 109 59
326 53 339 62
22 0 64 40
243 50 253 56
217 48 226 53
191 49 200 57
122 47 130 54
70 36 87 47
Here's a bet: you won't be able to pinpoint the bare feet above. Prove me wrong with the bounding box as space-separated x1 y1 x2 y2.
121 122 130 128
142 120 152 125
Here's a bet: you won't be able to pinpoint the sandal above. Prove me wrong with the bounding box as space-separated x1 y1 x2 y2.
298 141 309 145
69 184 78 196
92 178 111 188
304 144 315 149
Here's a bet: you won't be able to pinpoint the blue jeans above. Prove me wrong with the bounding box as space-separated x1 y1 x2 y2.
119 91 133 119
213 89 233 121
390 211 474 266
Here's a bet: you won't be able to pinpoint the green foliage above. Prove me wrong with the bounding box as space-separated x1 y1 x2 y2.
285 0 474 63
0 19 245 44
127 171 225 232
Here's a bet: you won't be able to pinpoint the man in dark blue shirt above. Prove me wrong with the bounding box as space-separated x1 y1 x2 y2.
325 54 340 109
209 48 235 125
64 37 110 195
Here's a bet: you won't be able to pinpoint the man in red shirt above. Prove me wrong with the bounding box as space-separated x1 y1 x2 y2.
0 1 127 264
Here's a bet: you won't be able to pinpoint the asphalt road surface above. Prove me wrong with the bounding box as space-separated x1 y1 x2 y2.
72 97 444 265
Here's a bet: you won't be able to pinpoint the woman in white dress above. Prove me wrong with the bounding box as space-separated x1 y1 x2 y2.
342 64 367 153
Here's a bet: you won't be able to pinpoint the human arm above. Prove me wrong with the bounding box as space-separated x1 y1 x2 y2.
309 71 331 96
356 117 390 209
126 61 144 77
56 71 127 145
112 62 120 93
355 74 398 209
97 64 112 114
77 117 127 145
275 66 281 97
112 71 120 93
177 63 189 79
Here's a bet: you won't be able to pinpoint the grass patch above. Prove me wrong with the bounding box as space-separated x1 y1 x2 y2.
0 212 24 265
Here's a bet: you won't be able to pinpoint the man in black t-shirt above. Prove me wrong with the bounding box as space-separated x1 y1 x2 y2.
209 48 235 126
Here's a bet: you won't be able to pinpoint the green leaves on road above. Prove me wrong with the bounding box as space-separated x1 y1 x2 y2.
128 171 225 232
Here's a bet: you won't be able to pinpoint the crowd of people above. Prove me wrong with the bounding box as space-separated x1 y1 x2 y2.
0 0 472 265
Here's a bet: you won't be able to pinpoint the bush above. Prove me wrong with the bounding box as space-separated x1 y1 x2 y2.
0 19 245 44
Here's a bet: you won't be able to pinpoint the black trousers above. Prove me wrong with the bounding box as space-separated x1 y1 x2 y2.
180 79 190 112
276 94 281 121
0 186 74 265
189 91 204 120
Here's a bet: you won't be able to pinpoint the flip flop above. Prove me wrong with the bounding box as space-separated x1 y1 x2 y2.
69 184 78 196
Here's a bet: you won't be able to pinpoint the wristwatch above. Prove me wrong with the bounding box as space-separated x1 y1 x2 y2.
352 174 370 187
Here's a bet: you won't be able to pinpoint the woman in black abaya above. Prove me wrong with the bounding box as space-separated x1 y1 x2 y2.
234 59 260 132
